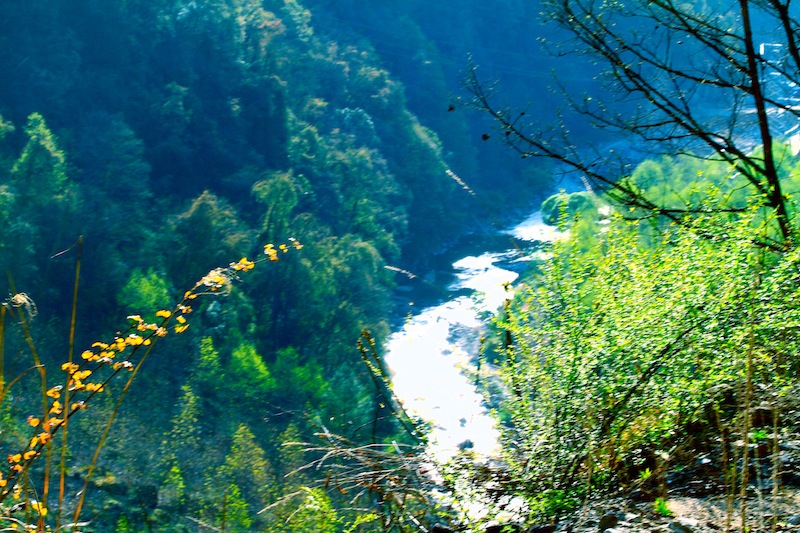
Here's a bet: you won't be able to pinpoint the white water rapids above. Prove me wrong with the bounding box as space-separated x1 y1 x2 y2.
383 211 558 461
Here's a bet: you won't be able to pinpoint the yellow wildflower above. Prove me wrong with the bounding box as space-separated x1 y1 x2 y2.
201 272 227 289
81 350 95 360
156 327 168 337
30 501 47 517
8 454 21 464
125 334 144 346
44 418 63 431
91 341 109 349
232 257 255 271
174 324 190 334
46 386 62 399
264 244 279 261
61 362 79 374
22 450 37 461
26 416 40 428
86 383 105 392
156 309 172 318
50 401 63 415
73 369 92 381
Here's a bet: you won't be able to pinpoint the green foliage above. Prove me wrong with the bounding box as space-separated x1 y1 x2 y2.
218 484 253 533
0 114 13 140
219 424 276 509
273 347 329 406
117 268 172 315
282 487 340 533
499 151 800 517
166 191 253 288
11 113 68 204
653 497 672 517
192 338 225 399
540 191 599 226
0 0 556 529
161 463 187 510
227 341 276 404
115 514 134 533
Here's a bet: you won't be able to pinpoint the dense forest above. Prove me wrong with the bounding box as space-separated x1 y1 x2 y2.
4 0 800 532
0 1 557 531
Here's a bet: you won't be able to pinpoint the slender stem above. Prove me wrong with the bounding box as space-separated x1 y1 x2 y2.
0 307 5 404
55 236 82 531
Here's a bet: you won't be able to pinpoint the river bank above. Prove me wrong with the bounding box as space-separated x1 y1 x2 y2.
383 210 558 460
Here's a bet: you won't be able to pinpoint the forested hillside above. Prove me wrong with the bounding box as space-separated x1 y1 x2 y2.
0 1 553 531
7 0 800 531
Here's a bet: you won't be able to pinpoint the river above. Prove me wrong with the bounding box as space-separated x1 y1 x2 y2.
383 211 559 461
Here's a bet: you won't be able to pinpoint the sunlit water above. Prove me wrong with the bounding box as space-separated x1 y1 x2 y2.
384 211 557 461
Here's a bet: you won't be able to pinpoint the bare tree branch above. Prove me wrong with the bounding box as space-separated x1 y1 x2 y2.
468 0 799 248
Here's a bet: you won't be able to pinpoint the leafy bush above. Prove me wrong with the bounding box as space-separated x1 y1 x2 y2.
497 189 800 515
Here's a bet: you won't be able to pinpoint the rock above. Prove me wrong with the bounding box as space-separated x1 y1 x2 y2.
669 518 700 533
458 439 475 450
787 515 800 526
627 488 653 502
598 512 619 531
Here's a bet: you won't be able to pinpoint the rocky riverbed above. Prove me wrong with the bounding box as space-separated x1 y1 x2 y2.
556 490 800 533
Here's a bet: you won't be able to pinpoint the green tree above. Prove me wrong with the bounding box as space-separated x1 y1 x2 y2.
280 488 339 533
10 113 69 207
165 191 253 289
1 113 78 294
217 424 276 526
162 385 203 492
227 341 276 407
217 484 253 533
117 268 172 316
252 169 302 240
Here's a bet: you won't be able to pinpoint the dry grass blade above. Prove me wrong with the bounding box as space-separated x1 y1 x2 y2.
262 427 446 532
